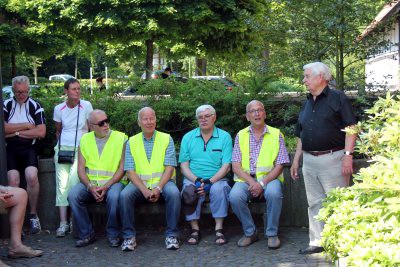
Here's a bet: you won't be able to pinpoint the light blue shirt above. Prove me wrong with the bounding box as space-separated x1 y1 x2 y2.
124 130 177 171
179 127 232 179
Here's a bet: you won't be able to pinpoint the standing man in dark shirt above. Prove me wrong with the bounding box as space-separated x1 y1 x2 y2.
3 76 46 234
290 62 357 255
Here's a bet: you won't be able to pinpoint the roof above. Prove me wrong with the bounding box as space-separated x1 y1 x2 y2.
359 1 400 40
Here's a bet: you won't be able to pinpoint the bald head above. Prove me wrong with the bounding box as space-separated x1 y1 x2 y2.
246 100 264 113
88 109 107 124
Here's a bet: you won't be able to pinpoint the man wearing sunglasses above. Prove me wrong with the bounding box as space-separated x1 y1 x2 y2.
230 100 290 249
3 75 46 235
179 104 232 246
68 109 127 248
119 107 181 251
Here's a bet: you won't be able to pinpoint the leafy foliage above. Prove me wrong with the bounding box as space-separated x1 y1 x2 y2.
319 93 400 266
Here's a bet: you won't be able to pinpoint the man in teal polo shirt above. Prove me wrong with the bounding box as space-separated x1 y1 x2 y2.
179 104 232 246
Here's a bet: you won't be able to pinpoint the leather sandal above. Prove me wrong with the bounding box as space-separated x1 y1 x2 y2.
187 229 200 245
215 229 227 246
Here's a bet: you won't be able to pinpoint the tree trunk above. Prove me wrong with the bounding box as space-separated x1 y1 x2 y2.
11 54 16 78
145 39 154 80
195 58 207 76
75 56 78 78
33 60 38 84
0 53 3 89
260 47 270 74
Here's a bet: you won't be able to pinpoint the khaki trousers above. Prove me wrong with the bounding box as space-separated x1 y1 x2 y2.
302 149 348 246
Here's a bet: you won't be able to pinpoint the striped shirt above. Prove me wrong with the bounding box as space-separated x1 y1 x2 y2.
124 131 177 171
232 125 290 174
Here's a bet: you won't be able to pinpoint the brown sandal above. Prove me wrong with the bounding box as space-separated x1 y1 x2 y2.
215 229 227 246
187 229 200 245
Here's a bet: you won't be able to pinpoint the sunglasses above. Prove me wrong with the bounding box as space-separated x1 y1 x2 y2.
92 118 110 127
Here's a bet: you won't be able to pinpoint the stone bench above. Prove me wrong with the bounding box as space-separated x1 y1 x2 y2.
34 157 370 230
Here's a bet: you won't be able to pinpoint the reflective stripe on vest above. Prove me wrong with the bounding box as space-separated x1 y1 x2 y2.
129 131 175 189
233 125 284 183
80 130 128 186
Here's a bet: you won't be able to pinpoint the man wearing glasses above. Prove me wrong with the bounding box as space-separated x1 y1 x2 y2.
230 100 290 249
68 109 127 247
179 104 232 246
119 107 181 251
3 75 46 235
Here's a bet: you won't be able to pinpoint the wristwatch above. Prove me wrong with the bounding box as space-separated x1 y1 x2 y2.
259 180 265 187
15 131 20 136
344 151 353 156
155 186 163 193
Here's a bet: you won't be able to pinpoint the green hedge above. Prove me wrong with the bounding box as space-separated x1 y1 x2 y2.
319 93 400 266
33 79 374 157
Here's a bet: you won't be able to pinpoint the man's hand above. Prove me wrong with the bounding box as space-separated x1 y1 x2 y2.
88 185 103 202
290 160 300 180
148 188 161 202
142 188 153 202
248 181 263 198
342 155 353 185
0 192 13 203
96 185 110 202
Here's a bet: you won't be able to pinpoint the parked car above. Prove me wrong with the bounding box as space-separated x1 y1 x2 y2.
191 76 237 91
2 84 41 99
140 71 187 82
49 74 74 81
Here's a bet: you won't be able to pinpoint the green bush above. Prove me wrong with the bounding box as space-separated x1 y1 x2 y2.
319 93 400 266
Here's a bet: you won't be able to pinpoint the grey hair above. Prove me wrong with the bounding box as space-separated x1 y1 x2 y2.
137 107 156 122
12 76 30 88
88 109 106 124
196 104 216 117
246 100 264 112
303 62 332 81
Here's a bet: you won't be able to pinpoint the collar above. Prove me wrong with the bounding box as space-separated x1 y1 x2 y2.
195 126 219 138
249 124 269 135
142 130 157 141
307 86 329 99
12 96 29 104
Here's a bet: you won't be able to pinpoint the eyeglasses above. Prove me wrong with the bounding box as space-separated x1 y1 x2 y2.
92 118 110 127
15 91 29 95
197 114 214 120
247 108 264 115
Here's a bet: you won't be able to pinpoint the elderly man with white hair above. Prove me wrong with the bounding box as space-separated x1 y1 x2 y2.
290 62 357 255
3 75 46 235
179 104 232 246
119 107 181 251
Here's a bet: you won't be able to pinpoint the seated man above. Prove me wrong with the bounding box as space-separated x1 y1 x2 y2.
0 185 43 258
68 110 127 247
119 107 181 251
3 75 46 234
179 104 232 245
229 100 290 249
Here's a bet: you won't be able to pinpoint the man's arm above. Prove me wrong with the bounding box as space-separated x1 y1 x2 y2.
232 162 258 186
127 170 152 199
55 121 62 140
4 122 35 135
180 161 198 183
209 163 230 184
290 138 302 180
11 124 46 139
103 143 126 189
77 147 102 201
342 127 357 180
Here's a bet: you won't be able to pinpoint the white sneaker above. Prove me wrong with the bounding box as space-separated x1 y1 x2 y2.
56 223 70 237
121 237 137 251
165 236 179 250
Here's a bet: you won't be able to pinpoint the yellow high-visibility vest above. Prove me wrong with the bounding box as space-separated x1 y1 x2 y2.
80 130 128 186
234 125 284 183
129 131 175 188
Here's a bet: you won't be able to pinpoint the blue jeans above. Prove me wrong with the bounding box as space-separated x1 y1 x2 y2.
68 182 124 239
119 181 180 238
229 180 282 237
182 178 231 221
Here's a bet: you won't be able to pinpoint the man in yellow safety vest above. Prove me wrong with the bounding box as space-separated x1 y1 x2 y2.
119 107 181 251
229 100 290 249
68 109 127 248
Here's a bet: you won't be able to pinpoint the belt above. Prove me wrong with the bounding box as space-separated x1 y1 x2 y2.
305 147 343 157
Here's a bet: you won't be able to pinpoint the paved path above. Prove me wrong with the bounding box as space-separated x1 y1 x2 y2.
1 226 331 266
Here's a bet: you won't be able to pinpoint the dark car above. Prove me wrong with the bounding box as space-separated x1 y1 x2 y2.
191 76 237 91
